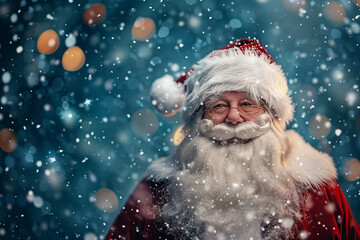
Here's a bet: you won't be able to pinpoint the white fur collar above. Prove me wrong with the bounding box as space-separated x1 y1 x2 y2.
282 130 337 188
145 130 337 188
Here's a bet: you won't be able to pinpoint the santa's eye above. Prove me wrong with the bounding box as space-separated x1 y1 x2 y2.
240 102 253 106
212 103 228 108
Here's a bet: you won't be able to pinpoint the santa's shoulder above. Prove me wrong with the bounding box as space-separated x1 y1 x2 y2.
283 129 337 188
144 156 177 182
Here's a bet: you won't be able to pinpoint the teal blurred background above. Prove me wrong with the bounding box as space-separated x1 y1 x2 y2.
0 0 359 239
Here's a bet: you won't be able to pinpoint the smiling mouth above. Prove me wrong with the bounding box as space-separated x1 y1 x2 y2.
220 137 251 145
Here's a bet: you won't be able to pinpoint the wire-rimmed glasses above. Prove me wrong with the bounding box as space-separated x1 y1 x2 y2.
205 102 264 118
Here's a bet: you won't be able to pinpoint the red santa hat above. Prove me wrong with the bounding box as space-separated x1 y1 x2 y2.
150 38 294 129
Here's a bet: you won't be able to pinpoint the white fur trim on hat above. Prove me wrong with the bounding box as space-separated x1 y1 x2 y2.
150 74 185 117
182 49 294 128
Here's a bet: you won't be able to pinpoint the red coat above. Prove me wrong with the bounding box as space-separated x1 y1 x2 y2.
106 179 360 240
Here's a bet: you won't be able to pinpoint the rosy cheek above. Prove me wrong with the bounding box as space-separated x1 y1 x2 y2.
203 112 225 125
212 119 224 125
203 111 211 120
242 110 264 121
242 116 254 121
242 115 257 122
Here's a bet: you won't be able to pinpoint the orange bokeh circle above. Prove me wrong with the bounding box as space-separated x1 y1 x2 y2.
323 2 346 25
37 29 60 55
131 17 156 41
62 46 86 71
83 3 107 26
0 128 18 153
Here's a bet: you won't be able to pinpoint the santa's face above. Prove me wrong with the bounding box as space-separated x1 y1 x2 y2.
203 91 265 126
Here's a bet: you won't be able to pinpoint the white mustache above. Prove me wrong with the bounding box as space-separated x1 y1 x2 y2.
198 114 271 141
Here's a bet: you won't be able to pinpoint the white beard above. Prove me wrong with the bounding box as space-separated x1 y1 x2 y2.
160 114 301 240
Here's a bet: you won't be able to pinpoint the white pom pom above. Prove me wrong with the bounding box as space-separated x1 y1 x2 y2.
150 74 185 117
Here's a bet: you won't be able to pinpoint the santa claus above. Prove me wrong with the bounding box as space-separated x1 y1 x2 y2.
106 39 360 239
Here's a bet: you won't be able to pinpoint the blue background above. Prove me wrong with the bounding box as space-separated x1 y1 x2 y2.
0 0 359 239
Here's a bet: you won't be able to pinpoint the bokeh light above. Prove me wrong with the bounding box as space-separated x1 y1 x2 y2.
173 125 185 146
83 3 107 26
131 17 156 41
342 158 360 181
323 2 346 25
62 46 85 71
346 91 357 107
65 33 76 48
37 29 60 55
93 188 119 213
45 168 64 190
0 128 17 153
282 0 306 12
2 71 11 84
84 232 98 240
187 15 201 29
309 114 331 140
131 109 158 137
316 139 331 154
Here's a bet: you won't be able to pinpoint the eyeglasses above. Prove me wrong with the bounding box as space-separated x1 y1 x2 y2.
205 102 264 118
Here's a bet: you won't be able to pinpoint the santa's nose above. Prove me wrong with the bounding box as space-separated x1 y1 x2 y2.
225 107 244 125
